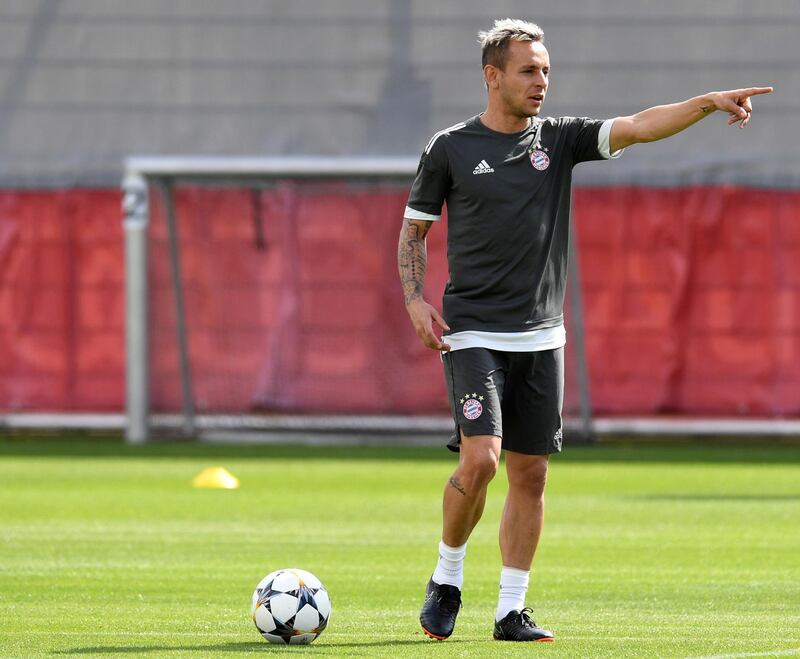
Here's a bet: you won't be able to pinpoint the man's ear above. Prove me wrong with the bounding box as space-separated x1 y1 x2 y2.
483 64 500 90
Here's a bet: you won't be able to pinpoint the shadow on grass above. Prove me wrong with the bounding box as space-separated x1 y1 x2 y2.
59 639 463 654
0 433 456 462
1 432 799 464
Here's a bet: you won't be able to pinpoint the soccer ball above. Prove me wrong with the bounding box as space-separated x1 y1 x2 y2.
251 568 331 644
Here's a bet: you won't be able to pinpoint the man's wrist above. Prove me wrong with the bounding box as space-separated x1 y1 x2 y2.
404 294 424 308
697 93 717 115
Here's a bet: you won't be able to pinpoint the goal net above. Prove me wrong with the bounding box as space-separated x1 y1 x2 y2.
122 157 594 443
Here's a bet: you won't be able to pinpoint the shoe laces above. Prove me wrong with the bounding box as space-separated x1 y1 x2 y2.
518 607 538 627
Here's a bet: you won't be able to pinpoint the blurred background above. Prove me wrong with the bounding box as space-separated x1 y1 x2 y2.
1 0 798 436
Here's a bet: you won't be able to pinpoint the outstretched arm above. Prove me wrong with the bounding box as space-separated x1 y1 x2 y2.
609 87 773 153
398 218 451 351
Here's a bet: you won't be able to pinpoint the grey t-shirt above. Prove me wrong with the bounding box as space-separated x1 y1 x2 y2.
405 114 614 335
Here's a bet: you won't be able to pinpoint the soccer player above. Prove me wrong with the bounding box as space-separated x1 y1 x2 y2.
398 18 772 643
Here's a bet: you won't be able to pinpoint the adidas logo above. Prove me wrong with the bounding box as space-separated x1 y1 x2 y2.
472 159 494 175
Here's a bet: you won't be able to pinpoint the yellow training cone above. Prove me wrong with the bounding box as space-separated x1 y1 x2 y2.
192 467 240 489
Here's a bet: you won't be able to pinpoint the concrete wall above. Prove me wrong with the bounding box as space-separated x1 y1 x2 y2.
0 0 796 185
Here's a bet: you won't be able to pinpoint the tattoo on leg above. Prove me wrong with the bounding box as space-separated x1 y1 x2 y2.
448 477 467 496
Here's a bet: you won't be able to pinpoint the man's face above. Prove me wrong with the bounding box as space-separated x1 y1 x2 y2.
489 40 550 118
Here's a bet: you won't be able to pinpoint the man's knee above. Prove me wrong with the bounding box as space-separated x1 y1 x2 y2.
458 434 501 488
507 454 549 497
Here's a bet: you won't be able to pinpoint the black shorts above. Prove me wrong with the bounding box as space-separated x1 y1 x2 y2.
442 347 564 456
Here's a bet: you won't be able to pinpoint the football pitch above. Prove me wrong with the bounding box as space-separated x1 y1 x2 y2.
1 436 799 658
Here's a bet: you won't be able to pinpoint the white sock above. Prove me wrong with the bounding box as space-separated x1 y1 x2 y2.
496 566 530 621
431 540 466 589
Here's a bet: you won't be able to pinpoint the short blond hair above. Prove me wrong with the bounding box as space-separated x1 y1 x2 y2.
478 18 544 71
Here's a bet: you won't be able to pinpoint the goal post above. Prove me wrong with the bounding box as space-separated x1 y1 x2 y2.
122 171 149 444
121 156 596 444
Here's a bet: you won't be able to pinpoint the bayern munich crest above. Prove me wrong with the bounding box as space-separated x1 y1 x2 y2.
462 398 483 420
529 149 550 170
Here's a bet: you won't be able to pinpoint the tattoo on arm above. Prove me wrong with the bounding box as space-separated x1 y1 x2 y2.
398 220 433 305
699 105 711 114
448 476 467 496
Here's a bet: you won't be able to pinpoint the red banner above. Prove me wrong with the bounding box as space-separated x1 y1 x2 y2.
1 185 798 416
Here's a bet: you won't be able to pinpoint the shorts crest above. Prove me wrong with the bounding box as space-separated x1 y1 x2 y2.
462 398 483 420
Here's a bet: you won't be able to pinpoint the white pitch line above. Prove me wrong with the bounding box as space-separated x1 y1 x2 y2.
684 649 800 659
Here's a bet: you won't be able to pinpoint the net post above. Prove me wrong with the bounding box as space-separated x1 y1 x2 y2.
156 179 197 437
568 205 595 443
122 171 149 443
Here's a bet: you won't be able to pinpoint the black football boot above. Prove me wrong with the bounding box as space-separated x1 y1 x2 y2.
419 579 461 640
493 608 554 642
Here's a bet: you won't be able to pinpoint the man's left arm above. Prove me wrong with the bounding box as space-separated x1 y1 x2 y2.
609 87 774 153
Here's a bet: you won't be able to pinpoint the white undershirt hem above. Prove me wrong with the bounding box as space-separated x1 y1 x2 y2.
598 119 624 159
403 206 440 221
445 324 566 352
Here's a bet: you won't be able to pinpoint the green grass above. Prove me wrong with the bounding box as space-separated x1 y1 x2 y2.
1 435 799 657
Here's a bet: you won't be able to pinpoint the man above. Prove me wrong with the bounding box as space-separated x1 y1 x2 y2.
398 18 771 643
